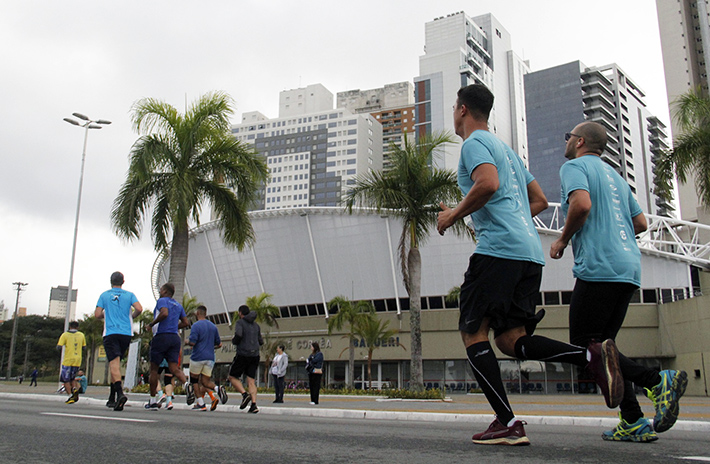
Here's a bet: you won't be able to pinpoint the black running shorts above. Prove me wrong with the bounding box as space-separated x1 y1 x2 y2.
103 334 132 361
459 254 543 338
229 355 260 380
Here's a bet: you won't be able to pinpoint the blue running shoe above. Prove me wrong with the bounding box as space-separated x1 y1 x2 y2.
602 415 658 442
646 369 688 433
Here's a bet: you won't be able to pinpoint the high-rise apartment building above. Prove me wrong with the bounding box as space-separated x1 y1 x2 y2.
0 300 8 322
656 0 710 222
414 11 529 170
337 82 415 171
231 84 383 210
525 61 672 217
48 286 77 320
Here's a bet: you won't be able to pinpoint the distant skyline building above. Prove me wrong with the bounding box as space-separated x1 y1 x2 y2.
48 285 77 321
525 61 672 217
231 84 383 210
414 11 530 170
656 0 710 222
337 82 415 171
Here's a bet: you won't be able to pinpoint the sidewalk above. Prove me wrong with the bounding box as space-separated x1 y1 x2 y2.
4 382 709 432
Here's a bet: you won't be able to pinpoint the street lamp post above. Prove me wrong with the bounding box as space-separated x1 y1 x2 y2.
62 113 111 332
7 281 28 379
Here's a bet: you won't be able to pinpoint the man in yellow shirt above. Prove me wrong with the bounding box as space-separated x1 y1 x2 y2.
57 321 86 404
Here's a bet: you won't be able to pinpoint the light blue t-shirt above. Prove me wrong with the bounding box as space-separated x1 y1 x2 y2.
153 297 187 335
189 319 221 361
560 155 643 286
458 130 545 265
96 288 139 337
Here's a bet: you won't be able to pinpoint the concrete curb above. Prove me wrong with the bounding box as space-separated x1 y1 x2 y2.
5 392 708 433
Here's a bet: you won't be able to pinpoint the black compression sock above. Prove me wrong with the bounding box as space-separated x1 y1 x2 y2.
466 341 514 425
514 335 587 366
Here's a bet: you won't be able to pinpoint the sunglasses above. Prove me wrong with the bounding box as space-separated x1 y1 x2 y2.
565 132 581 141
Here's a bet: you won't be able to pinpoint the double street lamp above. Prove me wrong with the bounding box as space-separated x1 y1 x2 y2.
62 113 111 332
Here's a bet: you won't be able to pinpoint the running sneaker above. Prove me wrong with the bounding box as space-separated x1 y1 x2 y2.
114 394 128 411
602 415 658 442
471 418 530 446
185 383 195 405
211 398 219 411
240 392 252 410
248 404 259 414
586 339 623 409
217 386 228 404
157 393 167 407
70 387 80 403
65 396 76 404
166 401 174 410
646 369 688 433
144 402 161 410
192 404 207 411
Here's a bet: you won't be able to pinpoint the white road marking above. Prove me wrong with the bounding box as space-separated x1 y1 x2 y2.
679 458 710 462
41 412 156 423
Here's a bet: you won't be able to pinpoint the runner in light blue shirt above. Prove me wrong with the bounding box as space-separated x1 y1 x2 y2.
559 154 642 286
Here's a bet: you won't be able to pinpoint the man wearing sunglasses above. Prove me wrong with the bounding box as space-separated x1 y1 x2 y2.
551 121 688 442
438 85 625 446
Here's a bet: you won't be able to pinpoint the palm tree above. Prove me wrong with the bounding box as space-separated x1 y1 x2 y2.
352 315 404 390
78 315 104 382
445 286 460 307
111 91 269 298
327 296 375 389
656 88 710 209
344 131 468 391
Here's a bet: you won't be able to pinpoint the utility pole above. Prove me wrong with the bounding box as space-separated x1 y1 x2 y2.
7 281 28 379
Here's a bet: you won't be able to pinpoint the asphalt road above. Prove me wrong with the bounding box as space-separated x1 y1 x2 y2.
1 397 709 464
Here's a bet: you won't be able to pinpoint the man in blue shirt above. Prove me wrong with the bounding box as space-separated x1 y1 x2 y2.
438 84 624 445
95 271 143 411
145 283 192 410
551 121 688 442
186 305 227 411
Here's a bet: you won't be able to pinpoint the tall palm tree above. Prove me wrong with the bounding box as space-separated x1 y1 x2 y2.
656 88 710 209
344 131 468 391
111 91 269 298
327 296 375 388
352 315 404 390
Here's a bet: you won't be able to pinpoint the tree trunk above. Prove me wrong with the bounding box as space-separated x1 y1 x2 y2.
348 337 355 389
168 223 190 299
408 247 424 392
367 351 373 391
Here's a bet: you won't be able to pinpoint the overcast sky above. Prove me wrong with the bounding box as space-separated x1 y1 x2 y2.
0 1 669 319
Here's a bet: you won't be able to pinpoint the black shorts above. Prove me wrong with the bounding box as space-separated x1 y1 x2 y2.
459 254 544 338
229 355 260 380
150 333 182 365
103 334 132 361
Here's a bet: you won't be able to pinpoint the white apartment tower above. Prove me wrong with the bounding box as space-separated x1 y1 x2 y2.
48 286 77 321
656 0 710 222
232 85 383 210
415 11 530 170
337 82 415 171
